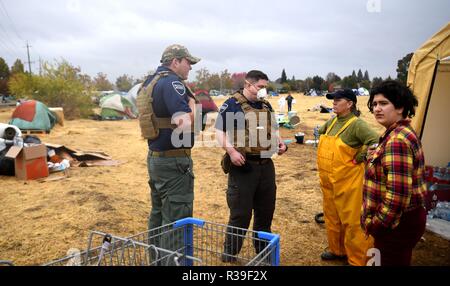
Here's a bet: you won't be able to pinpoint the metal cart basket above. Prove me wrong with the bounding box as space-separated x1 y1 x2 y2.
44 217 280 266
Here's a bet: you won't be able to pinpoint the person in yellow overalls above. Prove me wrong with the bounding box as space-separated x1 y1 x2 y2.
317 89 379 266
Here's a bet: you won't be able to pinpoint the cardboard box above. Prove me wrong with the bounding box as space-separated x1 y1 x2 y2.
5 144 49 180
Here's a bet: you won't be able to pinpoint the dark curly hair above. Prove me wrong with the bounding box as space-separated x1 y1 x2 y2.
368 80 418 118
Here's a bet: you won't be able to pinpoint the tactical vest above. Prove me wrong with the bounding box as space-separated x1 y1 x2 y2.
136 72 177 139
232 92 274 155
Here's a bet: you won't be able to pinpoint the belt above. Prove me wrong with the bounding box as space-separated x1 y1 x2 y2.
150 149 191 157
245 154 272 164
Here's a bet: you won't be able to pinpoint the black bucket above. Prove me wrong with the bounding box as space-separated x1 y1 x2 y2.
295 132 304 144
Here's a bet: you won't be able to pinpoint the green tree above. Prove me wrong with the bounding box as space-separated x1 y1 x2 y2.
116 74 134 92
0 57 9 79
312 75 325 91
357 69 363 82
11 59 25 74
296 80 306 93
351 70 357 81
326 72 341 84
341 75 358 89
94 72 114 91
195 68 211 90
363 70 370 81
282 82 291 92
360 80 371 90
288 80 300 91
79 73 93 90
303 77 314 92
208 73 221 91
396 52 413 84
372 76 383 88
220 69 233 91
9 59 95 119
281 69 287 83
266 82 275 92
0 57 10 95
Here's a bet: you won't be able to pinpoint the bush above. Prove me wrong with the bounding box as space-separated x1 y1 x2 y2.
8 60 95 119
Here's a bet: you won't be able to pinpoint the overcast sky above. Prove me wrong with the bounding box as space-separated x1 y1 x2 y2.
0 0 449 84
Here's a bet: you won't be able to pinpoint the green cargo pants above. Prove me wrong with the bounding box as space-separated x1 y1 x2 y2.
147 152 194 263
147 153 194 228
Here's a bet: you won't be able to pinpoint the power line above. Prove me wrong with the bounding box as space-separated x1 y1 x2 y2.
0 40 16 59
0 0 24 41
0 23 20 49
0 0 26 61
0 21 24 59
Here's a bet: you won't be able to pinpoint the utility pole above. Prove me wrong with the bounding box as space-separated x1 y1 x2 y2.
39 57 42 76
25 41 34 74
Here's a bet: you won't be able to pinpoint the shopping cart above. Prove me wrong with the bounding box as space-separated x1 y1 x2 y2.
128 217 280 266
44 217 280 266
43 231 158 266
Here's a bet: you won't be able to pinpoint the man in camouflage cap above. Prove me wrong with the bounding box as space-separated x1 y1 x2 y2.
160 44 201 67
139 44 200 254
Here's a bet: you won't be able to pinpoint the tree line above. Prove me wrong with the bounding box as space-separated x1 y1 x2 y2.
0 58 143 95
0 53 413 119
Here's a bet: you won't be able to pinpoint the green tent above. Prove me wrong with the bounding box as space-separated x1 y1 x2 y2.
9 100 56 132
99 93 137 120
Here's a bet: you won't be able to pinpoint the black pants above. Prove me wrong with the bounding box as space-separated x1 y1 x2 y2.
287 103 292 112
224 159 276 255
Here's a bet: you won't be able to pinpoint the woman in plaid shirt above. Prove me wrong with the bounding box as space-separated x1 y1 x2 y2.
363 80 427 266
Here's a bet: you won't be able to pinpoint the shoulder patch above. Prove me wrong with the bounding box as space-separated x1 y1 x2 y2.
219 103 228 114
171 81 186 96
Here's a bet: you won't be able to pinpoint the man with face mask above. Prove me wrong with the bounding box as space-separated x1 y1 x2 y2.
215 70 287 263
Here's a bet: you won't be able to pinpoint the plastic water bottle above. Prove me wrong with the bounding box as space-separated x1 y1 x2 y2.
313 125 320 147
430 202 450 221
443 167 450 184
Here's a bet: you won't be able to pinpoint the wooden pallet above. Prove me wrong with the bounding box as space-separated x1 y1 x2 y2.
21 130 50 135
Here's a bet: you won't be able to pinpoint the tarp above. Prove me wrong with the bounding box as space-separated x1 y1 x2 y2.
99 93 138 120
9 100 56 131
407 22 450 166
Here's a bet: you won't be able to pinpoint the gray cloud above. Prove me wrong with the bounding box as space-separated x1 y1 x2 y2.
0 0 448 83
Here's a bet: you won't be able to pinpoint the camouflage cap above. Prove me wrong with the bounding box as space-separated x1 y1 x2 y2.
160 44 200 65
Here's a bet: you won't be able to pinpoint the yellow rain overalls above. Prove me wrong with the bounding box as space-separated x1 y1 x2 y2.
317 117 373 266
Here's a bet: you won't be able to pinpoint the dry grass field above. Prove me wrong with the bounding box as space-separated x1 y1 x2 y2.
1 94 449 266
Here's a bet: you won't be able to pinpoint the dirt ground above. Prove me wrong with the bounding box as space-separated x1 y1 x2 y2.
1 94 449 266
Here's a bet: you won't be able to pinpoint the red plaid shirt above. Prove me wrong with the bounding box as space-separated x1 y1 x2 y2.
361 119 427 233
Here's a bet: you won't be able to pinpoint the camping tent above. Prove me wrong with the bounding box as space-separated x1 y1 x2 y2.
407 22 450 167
307 89 318 96
99 93 138 120
9 100 56 132
357 87 369 96
125 83 142 108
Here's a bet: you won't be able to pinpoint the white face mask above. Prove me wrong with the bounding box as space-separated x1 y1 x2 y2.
257 88 268 99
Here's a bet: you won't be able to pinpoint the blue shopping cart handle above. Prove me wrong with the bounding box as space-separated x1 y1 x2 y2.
257 231 280 246
174 217 205 228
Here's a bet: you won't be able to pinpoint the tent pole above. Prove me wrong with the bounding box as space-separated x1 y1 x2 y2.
419 60 440 140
